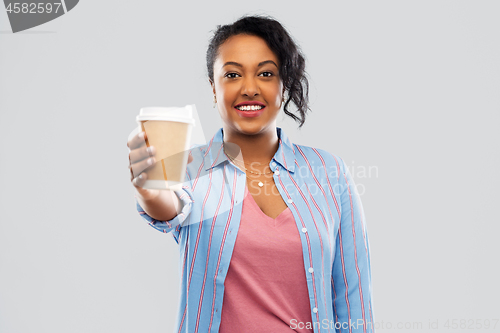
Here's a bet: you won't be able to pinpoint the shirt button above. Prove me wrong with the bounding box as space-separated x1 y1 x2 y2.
308 267 314 273
274 170 280 176
312 307 318 313
302 227 307 233
272 161 276 167
287 199 293 204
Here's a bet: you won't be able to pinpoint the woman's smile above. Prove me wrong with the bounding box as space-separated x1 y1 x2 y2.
234 101 266 117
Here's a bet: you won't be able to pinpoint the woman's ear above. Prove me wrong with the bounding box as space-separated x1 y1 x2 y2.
209 79 216 96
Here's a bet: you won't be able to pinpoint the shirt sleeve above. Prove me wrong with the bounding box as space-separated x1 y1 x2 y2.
331 158 374 333
136 186 193 241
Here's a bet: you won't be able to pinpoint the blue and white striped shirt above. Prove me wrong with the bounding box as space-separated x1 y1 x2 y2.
136 127 374 333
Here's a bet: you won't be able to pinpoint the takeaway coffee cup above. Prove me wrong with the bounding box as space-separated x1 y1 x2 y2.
136 105 196 191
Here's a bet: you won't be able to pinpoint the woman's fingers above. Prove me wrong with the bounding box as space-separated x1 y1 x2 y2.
129 144 156 165
129 156 156 180
133 170 149 188
127 131 147 150
127 131 157 181
128 130 194 182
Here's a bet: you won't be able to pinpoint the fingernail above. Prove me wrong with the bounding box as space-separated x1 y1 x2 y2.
147 146 155 155
148 158 154 165
138 174 143 179
139 132 145 139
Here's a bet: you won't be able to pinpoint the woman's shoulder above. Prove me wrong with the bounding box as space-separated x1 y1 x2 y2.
291 143 347 179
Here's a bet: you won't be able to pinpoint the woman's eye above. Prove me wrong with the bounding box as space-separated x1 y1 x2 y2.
259 71 274 77
225 73 240 78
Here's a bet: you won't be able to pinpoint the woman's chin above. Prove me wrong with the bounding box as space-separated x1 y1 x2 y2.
236 121 277 135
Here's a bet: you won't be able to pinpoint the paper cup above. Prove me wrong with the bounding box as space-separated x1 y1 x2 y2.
136 105 196 191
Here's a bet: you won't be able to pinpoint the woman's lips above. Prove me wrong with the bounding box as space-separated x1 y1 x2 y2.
234 106 266 118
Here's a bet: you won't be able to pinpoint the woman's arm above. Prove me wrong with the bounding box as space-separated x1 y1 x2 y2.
332 158 374 332
136 187 193 237
136 188 183 221
129 130 197 236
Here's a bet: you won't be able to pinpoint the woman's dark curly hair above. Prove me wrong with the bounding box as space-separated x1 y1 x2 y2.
206 15 310 128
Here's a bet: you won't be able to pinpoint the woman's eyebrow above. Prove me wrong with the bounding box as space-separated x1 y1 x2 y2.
222 60 278 68
257 60 278 68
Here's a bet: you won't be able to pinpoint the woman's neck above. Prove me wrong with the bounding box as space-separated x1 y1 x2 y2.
222 126 279 165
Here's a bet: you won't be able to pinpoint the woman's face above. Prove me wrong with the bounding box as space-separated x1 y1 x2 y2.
211 34 284 136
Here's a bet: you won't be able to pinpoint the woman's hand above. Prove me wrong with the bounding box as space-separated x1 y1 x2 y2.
128 131 160 200
127 131 194 200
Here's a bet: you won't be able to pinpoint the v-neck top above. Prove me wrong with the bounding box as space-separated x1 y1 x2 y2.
218 185 314 332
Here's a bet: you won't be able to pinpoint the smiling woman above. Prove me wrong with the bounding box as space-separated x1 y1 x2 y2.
128 14 374 333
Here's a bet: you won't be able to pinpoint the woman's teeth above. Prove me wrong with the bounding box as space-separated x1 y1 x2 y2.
236 105 264 111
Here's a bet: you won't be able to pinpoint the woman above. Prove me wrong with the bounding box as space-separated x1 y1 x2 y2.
128 15 374 333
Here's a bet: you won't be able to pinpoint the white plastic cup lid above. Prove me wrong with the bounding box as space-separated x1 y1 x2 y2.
136 105 196 126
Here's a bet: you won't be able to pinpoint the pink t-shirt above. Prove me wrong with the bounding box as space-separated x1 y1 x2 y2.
219 185 313 333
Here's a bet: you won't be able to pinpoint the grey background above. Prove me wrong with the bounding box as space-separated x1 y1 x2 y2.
1 1 499 332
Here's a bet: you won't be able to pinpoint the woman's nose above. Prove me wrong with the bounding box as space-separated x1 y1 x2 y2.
241 77 259 96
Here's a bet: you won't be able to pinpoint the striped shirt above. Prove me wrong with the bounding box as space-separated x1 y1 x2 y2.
136 127 374 333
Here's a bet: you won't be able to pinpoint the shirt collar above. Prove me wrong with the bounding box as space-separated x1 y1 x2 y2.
203 127 296 173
